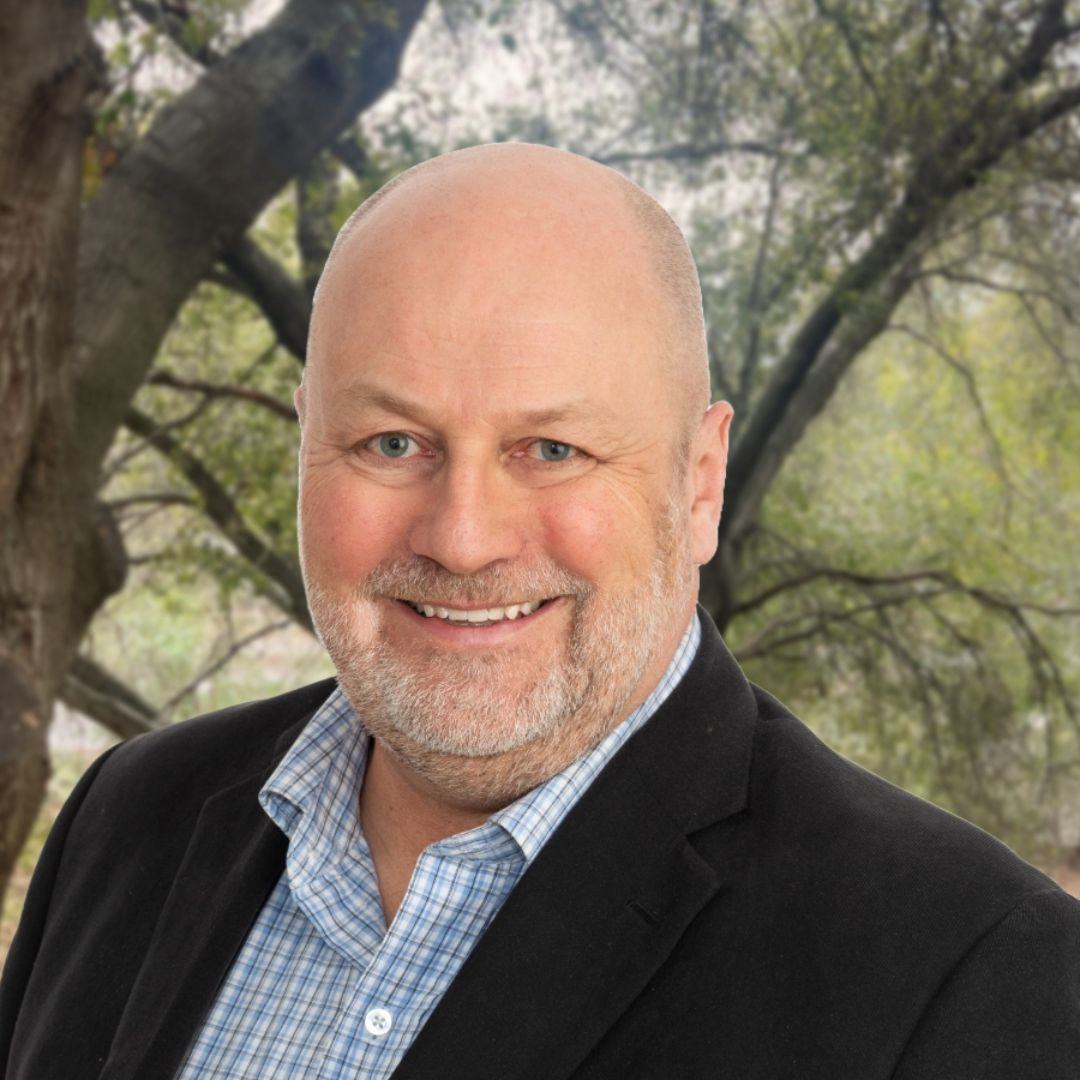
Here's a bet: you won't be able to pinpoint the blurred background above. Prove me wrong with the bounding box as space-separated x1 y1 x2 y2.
3 0 1079 962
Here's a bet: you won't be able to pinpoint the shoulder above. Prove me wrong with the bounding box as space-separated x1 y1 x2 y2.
26 678 336 934
676 680 1080 1068
733 684 1077 1016
746 683 1054 905
890 885 1080 1076
94 678 337 793
63 679 337 845
0 681 335 1073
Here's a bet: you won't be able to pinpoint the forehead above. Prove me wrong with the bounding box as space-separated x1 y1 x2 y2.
311 319 647 434
326 375 630 443
308 187 673 422
330 192 653 327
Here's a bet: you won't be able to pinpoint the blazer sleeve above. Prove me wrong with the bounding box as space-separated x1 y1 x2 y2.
891 887 1080 1079
0 745 120 1075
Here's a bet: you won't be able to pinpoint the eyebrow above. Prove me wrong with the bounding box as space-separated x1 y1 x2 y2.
334 381 621 431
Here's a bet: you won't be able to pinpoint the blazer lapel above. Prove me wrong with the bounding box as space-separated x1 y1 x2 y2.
100 714 313 1080
396 614 758 1080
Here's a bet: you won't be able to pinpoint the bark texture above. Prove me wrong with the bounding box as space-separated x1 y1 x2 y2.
0 0 99 903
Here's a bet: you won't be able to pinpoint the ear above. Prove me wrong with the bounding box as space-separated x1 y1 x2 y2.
687 401 733 566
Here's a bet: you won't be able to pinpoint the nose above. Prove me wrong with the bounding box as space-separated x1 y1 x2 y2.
408 457 526 575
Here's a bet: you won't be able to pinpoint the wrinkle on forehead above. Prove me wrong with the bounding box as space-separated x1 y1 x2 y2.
329 378 626 430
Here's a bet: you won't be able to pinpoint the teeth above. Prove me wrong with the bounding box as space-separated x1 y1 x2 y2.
408 599 546 623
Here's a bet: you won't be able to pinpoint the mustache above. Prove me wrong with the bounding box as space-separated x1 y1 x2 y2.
360 558 590 606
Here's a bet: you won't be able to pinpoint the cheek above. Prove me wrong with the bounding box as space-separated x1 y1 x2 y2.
299 470 409 581
534 487 653 584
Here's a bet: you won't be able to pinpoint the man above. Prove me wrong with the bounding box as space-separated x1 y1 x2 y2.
2 143 1078 1079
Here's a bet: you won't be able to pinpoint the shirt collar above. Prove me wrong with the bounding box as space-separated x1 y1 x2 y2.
260 613 701 867
491 614 700 863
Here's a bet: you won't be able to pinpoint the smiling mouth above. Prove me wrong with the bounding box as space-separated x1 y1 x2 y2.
401 598 551 625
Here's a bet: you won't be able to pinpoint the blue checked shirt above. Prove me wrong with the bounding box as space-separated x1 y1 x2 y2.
177 616 700 1079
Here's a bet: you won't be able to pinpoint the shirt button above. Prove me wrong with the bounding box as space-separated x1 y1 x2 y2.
364 1007 393 1037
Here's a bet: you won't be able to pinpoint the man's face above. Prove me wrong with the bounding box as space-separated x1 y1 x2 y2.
298 168 719 800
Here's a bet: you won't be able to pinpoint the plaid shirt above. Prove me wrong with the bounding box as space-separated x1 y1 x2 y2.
177 616 700 1079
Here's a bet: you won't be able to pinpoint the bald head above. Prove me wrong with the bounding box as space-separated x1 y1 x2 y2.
296 144 733 803
308 143 710 457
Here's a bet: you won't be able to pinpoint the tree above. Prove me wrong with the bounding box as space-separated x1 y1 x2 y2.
0 0 103 907
0 0 429 904
4 0 1080 911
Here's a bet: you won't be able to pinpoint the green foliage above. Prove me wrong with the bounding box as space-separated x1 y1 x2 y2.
731 289 1080 859
92 191 324 713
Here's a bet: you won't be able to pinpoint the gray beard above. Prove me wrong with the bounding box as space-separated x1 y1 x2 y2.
304 492 692 800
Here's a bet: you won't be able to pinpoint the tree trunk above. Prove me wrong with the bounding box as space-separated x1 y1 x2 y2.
0 0 429 913
0 0 99 903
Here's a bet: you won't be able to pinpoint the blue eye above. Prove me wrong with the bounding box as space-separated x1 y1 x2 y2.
374 433 416 458
536 440 574 462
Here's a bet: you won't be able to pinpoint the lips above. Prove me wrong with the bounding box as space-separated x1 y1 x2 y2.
403 599 547 624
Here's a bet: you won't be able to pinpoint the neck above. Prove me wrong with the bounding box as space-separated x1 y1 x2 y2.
359 738 490 924
355 601 697 921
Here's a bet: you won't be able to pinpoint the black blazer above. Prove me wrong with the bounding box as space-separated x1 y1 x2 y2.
3 615 1078 1078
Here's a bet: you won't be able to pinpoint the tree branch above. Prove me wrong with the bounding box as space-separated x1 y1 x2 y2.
129 0 222 67
159 618 294 714
920 265 1076 316
889 322 1013 497
717 6 1080 556
331 130 370 181
733 565 1080 621
707 338 737 402
147 368 298 421
734 586 954 661
296 151 339 300
811 0 887 121
72 0 429 502
736 155 784 414
219 236 311 364
714 249 922 576
595 139 778 166
107 491 194 511
61 653 159 739
1012 292 1080 398
123 407 312 630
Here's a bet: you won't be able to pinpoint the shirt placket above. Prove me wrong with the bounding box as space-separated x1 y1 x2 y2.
330 841 524 1078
